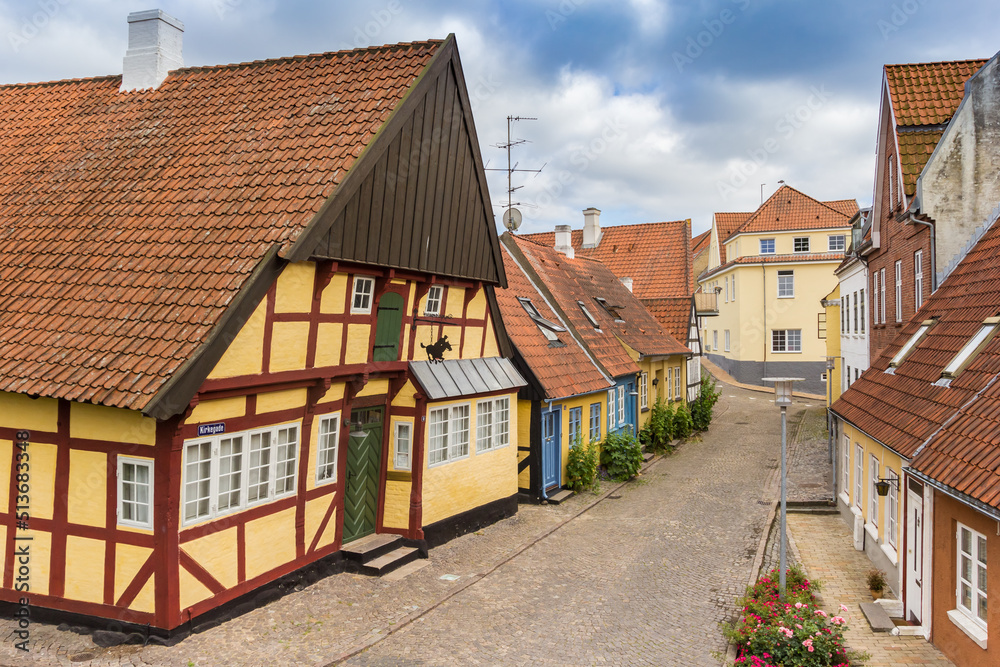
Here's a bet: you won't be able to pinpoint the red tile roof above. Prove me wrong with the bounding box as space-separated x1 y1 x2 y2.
885 60 987 127
497 244 612 400
713 212 752 263
701 253 845 281
898 129 945 195
521 219 693 299
0 41 442 410
691 229 711 258
640 297 691 343
833 207 1000 484
726 185 857 237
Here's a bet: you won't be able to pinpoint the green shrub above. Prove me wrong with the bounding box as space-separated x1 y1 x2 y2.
600 429 643 482
640 397 675 453
690 375 721 431
671 401 693 440
566 435 600 493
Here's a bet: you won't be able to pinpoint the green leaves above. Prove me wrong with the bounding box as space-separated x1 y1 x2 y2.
600 429 643 482
566 435 600 493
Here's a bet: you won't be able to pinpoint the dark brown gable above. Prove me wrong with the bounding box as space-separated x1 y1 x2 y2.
288 35 505 287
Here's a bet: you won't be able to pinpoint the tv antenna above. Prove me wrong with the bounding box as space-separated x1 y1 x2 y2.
485 115 544 232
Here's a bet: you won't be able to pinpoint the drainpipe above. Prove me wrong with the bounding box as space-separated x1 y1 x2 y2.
908 213 937 292
762 264 767 381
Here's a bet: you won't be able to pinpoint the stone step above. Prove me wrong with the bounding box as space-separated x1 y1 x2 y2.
546 489 575 504
360 546 421 576
642 452 655 463
341 533 403 564
860 602 896 633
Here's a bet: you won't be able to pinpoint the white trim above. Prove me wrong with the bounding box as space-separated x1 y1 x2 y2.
351 275 375 314
640 372 648 409
315 413 340 485
428 403 473 467
948 609 988 649
777 270 794 298
475 396 510 453
394 420 412 470
864 521 879 542
425 285 444 316
117 456 154 530
880 541 899 567
793 236 811 253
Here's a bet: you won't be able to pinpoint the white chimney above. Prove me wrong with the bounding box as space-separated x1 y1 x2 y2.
554 225 575 258
582 207 602 248
121 9 184 92
620 277 633 293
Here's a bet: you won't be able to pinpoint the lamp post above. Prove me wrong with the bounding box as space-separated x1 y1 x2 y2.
762 377 802 599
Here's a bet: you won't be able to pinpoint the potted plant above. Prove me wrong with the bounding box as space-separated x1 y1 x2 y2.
866 568 887 600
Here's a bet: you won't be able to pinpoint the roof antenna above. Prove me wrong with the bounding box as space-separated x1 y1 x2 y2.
486 116 544 232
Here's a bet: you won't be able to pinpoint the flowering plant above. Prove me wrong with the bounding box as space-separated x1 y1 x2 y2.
724 566 869 666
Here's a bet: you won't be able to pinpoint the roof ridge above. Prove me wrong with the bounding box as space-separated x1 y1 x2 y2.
885 58 988 69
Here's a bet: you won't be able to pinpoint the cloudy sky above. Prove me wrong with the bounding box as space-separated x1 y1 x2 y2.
1 1 997 237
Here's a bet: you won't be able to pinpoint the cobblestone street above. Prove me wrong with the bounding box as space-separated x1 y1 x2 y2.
2 381 807 666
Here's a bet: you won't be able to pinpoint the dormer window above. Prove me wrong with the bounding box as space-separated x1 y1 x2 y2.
518 298 566 344
887 318 936 369
939 316 1000 381
594 297 624 323
578 301 601 329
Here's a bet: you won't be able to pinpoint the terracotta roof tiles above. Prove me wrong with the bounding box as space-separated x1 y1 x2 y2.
885 60 987 127
726 185 857 237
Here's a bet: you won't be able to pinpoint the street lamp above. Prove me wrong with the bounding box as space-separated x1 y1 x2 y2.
825 356 838 495
762 377 803 600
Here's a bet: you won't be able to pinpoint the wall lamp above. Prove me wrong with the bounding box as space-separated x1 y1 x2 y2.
875 477 899 497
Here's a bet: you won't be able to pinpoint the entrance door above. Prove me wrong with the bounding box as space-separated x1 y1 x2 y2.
905 488 923 623
541 409 561 493
343 407 383 543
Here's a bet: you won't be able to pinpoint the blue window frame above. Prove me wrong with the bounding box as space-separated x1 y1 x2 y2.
568 407 582 446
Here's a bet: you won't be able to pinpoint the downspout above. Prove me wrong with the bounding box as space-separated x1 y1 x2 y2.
762 264 767 381
908 213 937 292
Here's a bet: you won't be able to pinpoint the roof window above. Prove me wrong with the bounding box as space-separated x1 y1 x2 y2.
938 315 1000 383
886 318 936 370
578 301 601 329
594 297 625 323
518 298 566 345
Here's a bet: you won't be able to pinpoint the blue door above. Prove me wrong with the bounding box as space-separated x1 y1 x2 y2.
541 409 560 493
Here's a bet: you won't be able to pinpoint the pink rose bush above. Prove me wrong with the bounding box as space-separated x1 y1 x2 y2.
725 565 868 666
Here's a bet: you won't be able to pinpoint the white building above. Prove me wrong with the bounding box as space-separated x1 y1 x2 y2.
836 210 871 392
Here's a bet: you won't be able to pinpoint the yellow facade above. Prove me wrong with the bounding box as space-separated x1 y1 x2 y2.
517 399 532 490
257 387 308 414
115 544 155 611
244 507 297 581
274 260 316 314
64 536 105 603
67 449 106 528
270 321 310 371
824 285 842 405
208 300 266 379
0 392 58 432
187 396 247 423
305 496 337 549
70 401 156 446
182 528 239 589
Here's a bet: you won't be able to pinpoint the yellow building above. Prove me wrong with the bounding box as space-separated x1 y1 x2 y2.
698 185 857 395
0 29 524 634
822 285 843 406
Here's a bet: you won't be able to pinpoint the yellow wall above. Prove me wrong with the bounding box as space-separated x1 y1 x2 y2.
840 422 904 558
0 392 58 432
244 507 297 581
274 261 315 314
208 300 266 379
422 394 518 525
383 480 411 529
517 399 532 490
70 402 156 446
305 496 337 548
257 388 307 414
824 285 842 405
115 544 155 613
67 450 106 528
270 321 309 372
64 536 105 603
188 396 247 423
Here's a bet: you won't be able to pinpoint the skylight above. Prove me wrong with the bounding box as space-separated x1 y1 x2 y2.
578 300 600 328
887 318 936 369
518 297 566 343
940 316 1000 379
594 297 625 323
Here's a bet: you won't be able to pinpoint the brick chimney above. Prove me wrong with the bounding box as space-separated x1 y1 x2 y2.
582 207 602 248
121 9 184 92
554 225 575 258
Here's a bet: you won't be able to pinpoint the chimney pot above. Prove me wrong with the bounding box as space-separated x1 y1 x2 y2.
121 9 184 92
582 207 602 248
554 224 575 259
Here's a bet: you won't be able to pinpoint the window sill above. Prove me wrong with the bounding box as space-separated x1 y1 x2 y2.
880 541 898 567
838 491 851 507
777 295 795 299
947 609 988 649
864 521 879 542
641 407 649 413
770 351 803 354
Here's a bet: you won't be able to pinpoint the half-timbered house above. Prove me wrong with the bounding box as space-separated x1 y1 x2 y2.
0 11 522 634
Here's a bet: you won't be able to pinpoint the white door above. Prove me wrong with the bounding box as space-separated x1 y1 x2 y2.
905 489 923 623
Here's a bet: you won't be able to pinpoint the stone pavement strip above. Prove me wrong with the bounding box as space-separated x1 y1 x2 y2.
1 380 804 666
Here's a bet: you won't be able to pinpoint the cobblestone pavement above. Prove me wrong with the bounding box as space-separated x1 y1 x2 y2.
2 380 799 666
789 513 954 666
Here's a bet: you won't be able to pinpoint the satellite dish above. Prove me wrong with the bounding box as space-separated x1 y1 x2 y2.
503 207 523 231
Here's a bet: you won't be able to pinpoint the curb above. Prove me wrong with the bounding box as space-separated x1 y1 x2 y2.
321 451 667 665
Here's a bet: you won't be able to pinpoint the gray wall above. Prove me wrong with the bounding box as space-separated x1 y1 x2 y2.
705 353 827 395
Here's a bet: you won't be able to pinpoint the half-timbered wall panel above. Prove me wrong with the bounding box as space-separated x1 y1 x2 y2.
207 301 266 380
516 400 532 491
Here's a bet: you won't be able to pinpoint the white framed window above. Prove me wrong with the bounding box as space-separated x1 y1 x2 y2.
608 389 616 429
475 397 509 452
617 385 625 424
880 268 887 323
578 301 600 329
841 434 850 496
732 274 736 301
771 329 801 353
713 330 719 351
895 260 902 322
886 468 898 548
182 424 299 526
777 270 794 298
316 414 340 484
568 406 582 446
725 276 730 302
674 367 681 398
793 236 810 253
941 318 1000 379
889 319 936 368
842 292 848 334
640 372 648 409
589 403 601 442
868 455 880 529
724 330 731 352
394 421 412 470
872 272 880 325
667 367 674 400
914 250 924 311
429 404 470 466
351 276 375 314
956 523 988 630
854 444 864 509
425 285 443 316
118 457 153 529
828 235 846 251
760 238 775 254
859 289 866 334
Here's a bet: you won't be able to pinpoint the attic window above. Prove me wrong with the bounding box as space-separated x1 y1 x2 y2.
887 318 936 369
578 301 600 329
594 297 625 323
518 298 566 344
939 316 1000 381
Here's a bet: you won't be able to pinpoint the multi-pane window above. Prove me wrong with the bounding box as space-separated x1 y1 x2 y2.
351 276 375 314
915 250 924 311
895 261 903 322
713 330 719 351
957 523 988 629
118 457 153 529
853 291 858 334
841 292 848 335
674 367 681 398
183 424 298 526
869 456 880 529
724 330 731 352
425 285 444 316
568 406 583 446
872 272 880 325
476 397 509 452
589 403 601 442
880 268 887 323
829 235 846 251
854 444 864 509
760 238 775 254
640 372 648 409
394 421 412 471
725 276 729 302
428 404 471 465
793 237 810 253
886 468 898 548
608 389 616 430
777 270 794 298
942 319 1000 379
859 289 865 334
316 414 340 484
732 274 736 301
841 434 850 496
771 329 801 353
617 385 625 424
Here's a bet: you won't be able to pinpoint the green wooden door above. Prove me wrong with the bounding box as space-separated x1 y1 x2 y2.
373 292 404 362
343 407 383 543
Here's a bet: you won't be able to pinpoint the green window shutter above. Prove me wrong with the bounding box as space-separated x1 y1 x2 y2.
373 292 404 362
